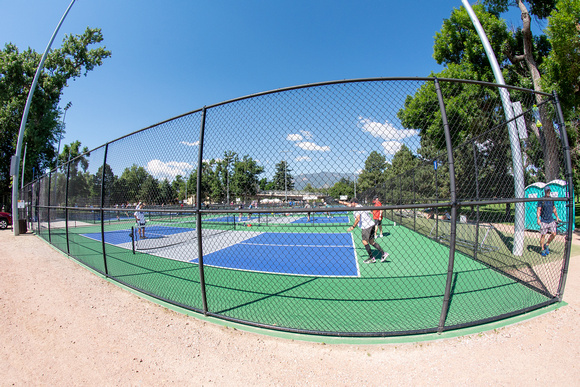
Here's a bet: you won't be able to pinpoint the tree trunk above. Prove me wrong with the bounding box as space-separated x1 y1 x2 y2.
516 0 560 181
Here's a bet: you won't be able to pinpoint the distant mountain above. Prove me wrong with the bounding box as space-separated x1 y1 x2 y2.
293 172 353 191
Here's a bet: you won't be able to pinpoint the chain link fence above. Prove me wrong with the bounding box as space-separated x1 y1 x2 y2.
21 78 574 336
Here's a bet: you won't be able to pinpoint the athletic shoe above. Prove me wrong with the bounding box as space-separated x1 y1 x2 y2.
545 245 550 255
381 252 389 262
363 257 376 264
380 234 384 238
540 249 548 257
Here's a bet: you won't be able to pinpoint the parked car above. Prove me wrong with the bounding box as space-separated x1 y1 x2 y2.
0 211 13 229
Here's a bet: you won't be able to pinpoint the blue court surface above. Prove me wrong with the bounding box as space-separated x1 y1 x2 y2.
191 232 358 277
82 227 359 277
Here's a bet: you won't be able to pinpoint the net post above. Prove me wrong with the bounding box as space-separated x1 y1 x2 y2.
434 78 458 334
130 226 135 254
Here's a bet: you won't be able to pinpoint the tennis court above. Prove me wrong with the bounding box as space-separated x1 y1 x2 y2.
82 222 359 277
67 211 554 335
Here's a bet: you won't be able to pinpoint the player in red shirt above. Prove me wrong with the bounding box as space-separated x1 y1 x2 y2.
372 196 383 238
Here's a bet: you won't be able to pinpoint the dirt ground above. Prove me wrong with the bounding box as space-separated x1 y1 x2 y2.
1 230 579 386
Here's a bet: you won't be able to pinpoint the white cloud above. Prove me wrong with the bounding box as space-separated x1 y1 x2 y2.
286 134 303 141
295 156 312 162
382 141 403 155
295 142 331 152
358 116 418 140
288 131 329 152
146 160 194 181
180 141 199 147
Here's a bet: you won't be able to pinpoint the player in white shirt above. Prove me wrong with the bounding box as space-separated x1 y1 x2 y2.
340 198 389 264
134 202 146 238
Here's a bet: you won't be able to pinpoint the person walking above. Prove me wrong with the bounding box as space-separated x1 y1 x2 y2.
340 198 389 263
537 186 561 256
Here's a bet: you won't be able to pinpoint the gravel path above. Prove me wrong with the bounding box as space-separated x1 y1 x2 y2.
1 230 579 386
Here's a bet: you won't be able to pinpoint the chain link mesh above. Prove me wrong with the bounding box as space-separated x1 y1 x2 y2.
22 78 574 336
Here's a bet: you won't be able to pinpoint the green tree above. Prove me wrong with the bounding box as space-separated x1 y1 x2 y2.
481 0 562 180
399 3 564 197
188 159 226 204
62 141 92 206
218 151 237 204
206 159 224 203
231 155 264 201
541 0 580 193
357 151 387 194
94 163 117 207
139 175 160 205
171 175 186 201
119 165 151 204
541 0 580 113
0 28 111 207
259 177 274 191
159 179 175 205
272 160 294 191
328 178 354 200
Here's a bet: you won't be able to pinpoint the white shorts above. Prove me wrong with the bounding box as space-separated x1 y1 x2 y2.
540 221 556 235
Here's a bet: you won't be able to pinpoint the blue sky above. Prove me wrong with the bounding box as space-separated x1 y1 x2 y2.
1 1 542 180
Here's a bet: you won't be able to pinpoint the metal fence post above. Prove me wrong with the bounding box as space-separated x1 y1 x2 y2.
35 179 40 233
472 142 480 261
413 169 416 231
435 159 439 240
100 144 109 276
65 159 71 255
197 107 209 314
434 78 458 334
552 92 574 300
47 170 52 243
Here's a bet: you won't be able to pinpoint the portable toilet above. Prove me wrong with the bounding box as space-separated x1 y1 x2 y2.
524 182 546 231
545 179 575 232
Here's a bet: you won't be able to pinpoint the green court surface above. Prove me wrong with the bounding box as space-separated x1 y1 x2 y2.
41 212 559 335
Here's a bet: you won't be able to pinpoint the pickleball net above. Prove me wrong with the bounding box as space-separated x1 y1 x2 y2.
132 212 235 251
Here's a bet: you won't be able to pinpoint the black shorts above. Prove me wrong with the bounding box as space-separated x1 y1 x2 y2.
374 219 382 226
361 226 375 243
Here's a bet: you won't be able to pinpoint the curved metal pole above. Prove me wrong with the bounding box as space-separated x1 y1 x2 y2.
461 0 526 255
12 0 76 235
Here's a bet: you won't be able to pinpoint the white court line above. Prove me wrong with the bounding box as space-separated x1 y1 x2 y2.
238 242 352 248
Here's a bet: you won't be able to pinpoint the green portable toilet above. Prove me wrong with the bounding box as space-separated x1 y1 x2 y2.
525 182 546 231
545 179 575 232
